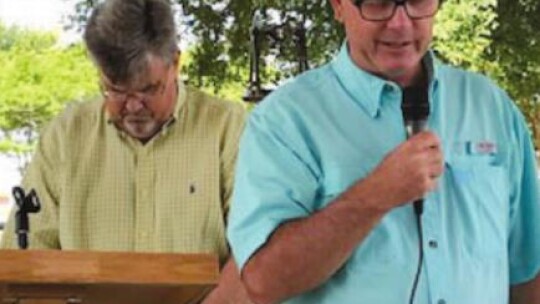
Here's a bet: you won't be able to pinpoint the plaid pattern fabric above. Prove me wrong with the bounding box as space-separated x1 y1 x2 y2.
1 82 246 262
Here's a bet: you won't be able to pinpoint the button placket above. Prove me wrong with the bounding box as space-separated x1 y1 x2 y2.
134 148 155 250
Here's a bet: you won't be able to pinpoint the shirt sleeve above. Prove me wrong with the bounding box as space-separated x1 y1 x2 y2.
227 106 320 271
507 103 540 284
0 122 61 250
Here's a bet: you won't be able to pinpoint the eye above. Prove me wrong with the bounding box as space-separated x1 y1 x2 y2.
363 0 391 4
110 88 125 94
141 84 160 95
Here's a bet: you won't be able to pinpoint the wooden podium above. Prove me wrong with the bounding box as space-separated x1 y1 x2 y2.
0 250 219 304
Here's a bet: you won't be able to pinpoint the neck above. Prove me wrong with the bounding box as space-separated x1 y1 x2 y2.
389 63 426 88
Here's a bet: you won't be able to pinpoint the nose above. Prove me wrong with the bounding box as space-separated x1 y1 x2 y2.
124 95 145 112
387 5 413 29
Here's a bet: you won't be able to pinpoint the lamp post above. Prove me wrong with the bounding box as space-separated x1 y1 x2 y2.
243 7 310 103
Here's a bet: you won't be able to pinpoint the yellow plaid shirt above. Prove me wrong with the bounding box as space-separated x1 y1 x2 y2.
1 82 246 262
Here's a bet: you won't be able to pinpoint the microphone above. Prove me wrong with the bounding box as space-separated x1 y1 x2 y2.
401 85 430 216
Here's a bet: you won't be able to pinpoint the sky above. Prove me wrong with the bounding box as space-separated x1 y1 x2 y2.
0 0 68 30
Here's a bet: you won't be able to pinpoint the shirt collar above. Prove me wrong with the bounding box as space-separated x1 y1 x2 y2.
331 42 440 118
172 79 187 121
157 79 186 138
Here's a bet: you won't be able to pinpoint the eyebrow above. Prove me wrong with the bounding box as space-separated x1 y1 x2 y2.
103 80 161 92
140 81 161 91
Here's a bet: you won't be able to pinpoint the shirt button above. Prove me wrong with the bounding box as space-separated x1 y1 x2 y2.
429 240 438 249
437 299 446 304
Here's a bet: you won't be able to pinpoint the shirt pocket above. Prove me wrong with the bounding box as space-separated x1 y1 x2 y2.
445 155 509 258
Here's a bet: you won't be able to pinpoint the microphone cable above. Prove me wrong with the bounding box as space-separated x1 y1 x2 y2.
408 202 424 304
402 84 429 304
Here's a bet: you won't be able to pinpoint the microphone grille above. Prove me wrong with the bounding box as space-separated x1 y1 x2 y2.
402 85 430 121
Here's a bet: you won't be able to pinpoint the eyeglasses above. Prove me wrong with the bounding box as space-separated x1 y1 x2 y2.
353 0 440 22
100 72 171 105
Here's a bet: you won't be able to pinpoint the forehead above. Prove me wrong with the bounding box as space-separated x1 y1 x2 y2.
103 55 170 89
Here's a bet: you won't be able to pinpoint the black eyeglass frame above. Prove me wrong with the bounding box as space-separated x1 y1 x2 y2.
99 70 172 106
352 0 442 22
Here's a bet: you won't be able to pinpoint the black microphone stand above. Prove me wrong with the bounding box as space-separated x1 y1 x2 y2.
12 186 41 249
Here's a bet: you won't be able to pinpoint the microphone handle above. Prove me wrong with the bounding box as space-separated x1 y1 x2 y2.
414 199 423 216
406 119 428 216
406 119 428 137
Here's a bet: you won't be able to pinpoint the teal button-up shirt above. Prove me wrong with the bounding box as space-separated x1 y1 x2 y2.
228 44 540 304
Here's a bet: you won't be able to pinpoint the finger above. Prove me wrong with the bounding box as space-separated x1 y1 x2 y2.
416 130 439 142
426 178 439 192
410 131 441 151
417 175 437 196
427 157 445 177
415 148 443 167
429 167 444 179
429 154 445 169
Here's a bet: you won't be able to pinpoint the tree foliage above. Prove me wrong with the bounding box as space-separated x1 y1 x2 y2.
66 0 344 91
179 0 537 148
181 49 247 102
177 0 343 90
433 0 540 147
491 0 540 147
0 23 99 171
29 0 540 148
433 0 500 75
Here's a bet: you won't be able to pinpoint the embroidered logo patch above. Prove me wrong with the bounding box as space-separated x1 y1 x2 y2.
468 141 497 156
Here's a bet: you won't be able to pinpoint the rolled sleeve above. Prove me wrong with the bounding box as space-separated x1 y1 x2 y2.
507 107 540 284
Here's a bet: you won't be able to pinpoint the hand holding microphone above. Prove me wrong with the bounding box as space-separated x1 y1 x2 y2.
364 132 444 212
360 85 444 214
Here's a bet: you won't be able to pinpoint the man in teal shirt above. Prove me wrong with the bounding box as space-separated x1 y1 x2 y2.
227 0 540 303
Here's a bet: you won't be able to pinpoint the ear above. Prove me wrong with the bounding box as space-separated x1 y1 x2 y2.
329 0 345 23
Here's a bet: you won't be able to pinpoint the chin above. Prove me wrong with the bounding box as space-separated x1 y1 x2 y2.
381 58 421 76
124 122 158 140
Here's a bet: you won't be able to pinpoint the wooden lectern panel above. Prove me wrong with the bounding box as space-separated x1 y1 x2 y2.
0 250 219 304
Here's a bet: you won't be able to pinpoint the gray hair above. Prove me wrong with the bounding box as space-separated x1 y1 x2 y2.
83 0 178 84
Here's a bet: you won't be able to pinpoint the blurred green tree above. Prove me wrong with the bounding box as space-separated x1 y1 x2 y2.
0 23 99 172
27 0 540 148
